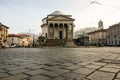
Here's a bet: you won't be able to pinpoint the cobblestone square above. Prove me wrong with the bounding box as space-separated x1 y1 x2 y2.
0 47 120 80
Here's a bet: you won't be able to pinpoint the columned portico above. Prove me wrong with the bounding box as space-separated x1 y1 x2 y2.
47 23 74 39
41 11 75 46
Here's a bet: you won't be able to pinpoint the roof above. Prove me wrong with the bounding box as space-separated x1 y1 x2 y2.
88 29 107 34
109 22 120 28
48 11 67 16
8 34 30 38
0 22 9 29
16 34 29 37
8 34 18 37
99 20 103 23
42 11 72 21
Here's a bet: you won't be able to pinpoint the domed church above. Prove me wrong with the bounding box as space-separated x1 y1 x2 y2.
41 11 75 46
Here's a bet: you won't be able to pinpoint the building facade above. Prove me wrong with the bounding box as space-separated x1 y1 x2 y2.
41 11 75 40
0 23 9 48
7 34 23 47
88 20 107 46
107 23 120 46
7 34 33 47
17 34 33 47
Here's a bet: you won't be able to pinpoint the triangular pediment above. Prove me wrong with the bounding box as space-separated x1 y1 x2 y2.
47 15 74 21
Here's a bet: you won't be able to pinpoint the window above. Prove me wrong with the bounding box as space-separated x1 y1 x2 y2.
45 33 47 38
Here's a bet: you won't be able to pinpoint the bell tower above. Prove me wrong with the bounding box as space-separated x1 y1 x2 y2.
98 20 103 30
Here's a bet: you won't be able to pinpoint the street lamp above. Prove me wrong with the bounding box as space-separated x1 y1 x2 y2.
28 28 35 48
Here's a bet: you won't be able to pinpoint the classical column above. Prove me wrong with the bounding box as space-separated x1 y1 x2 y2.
62 24 64 39
58 24 59 39
53 26 54 39
71 24 74 39
63 25 65 39
66 24 68 39
48 24 50 39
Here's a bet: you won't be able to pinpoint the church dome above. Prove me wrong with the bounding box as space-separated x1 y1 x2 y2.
49 11 67 15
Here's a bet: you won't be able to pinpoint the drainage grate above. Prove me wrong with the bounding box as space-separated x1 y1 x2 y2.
97 59 120 64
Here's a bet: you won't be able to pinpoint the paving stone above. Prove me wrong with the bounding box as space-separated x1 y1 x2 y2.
21 79 28 80
1 48 120 80
0 73 29 80
82 78 91 80
52 77 69 80
6 66 26 71
114 79 120 80
41 69 69 78
63 65 80 70
84 64 101 69
42 66 61 71
0 69 6 73
0 73 9 78
19 62 35 66
53 68 70 74
59 63 73 67
40 71 61 78
24 69 47 76
45 62 61 66
34 61 52 65
90 62 107 66
116 56 120 60
104 64 120 69
8 68 30 75
26 65 43 70
6 64 37 71
98 59 120 64
1 65 18 70
99 67 120 73
62 72 86 80
20 63 37 68
77 61 91 66
29 75 50 80
73 67 95 75
116 73 120 79
104 54 118 60
87 71 115 80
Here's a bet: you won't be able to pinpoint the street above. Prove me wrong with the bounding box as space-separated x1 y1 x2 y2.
0 47 120 80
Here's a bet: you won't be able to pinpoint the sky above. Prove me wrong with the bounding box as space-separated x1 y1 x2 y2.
0 0 120 34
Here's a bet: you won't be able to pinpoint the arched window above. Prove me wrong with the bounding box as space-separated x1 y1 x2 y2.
64 24 68 27
59 24 63 29
45 33 47 38
59 23 63 27
49 23 53 27
54 23 58 27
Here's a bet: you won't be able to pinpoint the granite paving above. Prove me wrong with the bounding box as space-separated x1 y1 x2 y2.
0 47 120 80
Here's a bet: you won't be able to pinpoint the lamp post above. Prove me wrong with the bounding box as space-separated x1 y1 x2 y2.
28 28 35 48
33 33 35 48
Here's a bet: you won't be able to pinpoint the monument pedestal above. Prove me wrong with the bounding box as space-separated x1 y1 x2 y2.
65 39 76 47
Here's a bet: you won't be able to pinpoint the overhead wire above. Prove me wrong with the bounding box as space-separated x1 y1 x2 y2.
76 0 120 21
0 2 36 20
73 4 91 16
73 0 120 29
0 2 40 33
100 3 120 19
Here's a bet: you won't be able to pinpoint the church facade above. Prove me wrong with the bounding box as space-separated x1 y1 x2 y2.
41 11 75 40
88 20 107 46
